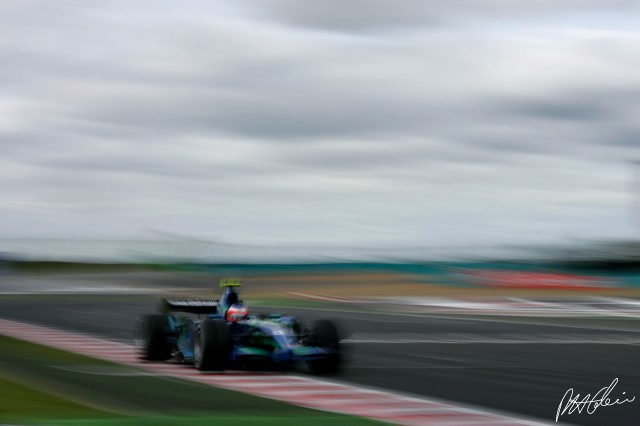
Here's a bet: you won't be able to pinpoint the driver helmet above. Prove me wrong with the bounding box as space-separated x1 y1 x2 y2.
226 305 248 322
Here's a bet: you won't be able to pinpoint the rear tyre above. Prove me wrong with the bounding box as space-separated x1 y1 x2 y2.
138 314 171 361
194 319 230 371
304 319 341 374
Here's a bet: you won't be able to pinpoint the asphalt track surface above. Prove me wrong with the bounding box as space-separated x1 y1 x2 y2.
1 278 639 425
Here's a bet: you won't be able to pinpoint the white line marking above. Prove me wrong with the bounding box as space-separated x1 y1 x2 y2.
226 381 341 389
266 304 640 334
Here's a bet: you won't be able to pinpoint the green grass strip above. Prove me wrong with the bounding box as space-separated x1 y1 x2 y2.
28 414 376 426
0 376 118 422
0 335 380 425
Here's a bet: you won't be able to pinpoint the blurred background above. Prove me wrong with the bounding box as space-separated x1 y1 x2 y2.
2 1 640 259
2 1 640 425
2 0 640 295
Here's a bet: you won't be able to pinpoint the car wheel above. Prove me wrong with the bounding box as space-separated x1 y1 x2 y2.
194 319 230 371
304 319 341 374
137 314 171 361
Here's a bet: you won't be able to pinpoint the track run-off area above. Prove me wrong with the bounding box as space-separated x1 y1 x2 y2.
0 318 550 426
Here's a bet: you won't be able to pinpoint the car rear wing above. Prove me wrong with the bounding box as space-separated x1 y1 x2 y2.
161 298 218 314
220 277 242 288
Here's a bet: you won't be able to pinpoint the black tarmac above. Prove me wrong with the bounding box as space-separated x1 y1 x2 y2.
1 282 639 426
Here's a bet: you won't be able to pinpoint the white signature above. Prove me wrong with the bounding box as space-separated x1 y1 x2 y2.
556 378 635 422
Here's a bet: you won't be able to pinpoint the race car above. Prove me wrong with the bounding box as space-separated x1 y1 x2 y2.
136 278 341 373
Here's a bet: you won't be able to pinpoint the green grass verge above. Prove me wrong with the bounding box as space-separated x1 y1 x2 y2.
7 261 149 273
0 336 380 425
26 414 373 426
0 376 117 421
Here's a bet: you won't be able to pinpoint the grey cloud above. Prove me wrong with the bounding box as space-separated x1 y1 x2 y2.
490 89 640 122
5 1 638 148
508 99 608 121
609 129 640 148
1 1 638 247
57 72 435 140
238 0 640 33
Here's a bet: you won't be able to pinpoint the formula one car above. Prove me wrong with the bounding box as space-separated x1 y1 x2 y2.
136 279 341 373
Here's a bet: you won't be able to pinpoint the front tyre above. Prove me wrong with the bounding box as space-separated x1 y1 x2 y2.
194 319 230 371
304 319 341 374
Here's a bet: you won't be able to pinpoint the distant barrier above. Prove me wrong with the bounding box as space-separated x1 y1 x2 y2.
456 270 617 290
1 237 638 290
159 262 640 290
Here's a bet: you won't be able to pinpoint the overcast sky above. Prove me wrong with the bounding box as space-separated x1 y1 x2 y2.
2 1 639 251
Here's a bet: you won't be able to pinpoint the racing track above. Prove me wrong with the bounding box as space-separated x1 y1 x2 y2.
1 296 639 426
